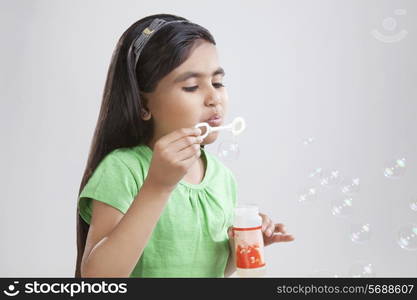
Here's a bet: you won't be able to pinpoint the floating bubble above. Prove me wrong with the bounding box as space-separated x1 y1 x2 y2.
308 167 324 180
383 158 406 179
382 17 397 31
303 137 315 146
350 223 371 243
394 9 407 16
331 197 353 217
410 198 417 212
320 170 343 187
349 263 375 277
217 139 240 161
341 178 360 195
370 11 408 44
298 187 318 204
397 223 417 251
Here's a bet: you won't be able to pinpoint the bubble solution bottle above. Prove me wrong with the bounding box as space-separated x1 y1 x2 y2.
233 205 266 277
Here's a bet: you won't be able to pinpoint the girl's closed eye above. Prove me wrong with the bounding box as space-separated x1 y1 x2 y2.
182 82 225 92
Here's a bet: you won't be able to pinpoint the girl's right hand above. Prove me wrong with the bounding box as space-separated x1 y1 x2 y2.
145 127 203 192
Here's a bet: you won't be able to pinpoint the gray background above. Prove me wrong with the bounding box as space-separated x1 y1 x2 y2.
1 0 416 277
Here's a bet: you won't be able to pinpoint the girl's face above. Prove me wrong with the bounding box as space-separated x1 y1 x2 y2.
142 40 228 147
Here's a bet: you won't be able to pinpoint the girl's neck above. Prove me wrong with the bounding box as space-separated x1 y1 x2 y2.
182 151 207 185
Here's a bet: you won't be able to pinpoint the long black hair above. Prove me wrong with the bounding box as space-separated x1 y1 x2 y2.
75 13 215 277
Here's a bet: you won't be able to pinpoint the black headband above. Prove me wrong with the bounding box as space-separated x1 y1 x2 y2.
131 18 190 66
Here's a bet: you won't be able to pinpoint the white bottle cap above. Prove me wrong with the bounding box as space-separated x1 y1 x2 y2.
234 204 262 228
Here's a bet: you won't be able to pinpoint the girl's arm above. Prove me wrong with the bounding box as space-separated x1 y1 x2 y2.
224 228 236 277
224 253 236 277
81 178 173 277
81 128 203 277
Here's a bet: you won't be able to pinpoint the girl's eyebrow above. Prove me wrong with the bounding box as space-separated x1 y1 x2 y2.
173 67 225 83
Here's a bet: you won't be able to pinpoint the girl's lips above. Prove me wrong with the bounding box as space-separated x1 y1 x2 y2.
207 117 222 127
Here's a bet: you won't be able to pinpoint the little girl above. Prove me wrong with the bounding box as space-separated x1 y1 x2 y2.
75 13 294 278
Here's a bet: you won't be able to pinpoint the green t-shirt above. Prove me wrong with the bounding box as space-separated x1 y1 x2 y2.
78 144 237 278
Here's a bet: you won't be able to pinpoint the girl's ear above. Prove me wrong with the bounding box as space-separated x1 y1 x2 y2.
139 92 152 121
141 108 152 121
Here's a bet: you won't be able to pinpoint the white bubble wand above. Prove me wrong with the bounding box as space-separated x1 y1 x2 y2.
194 117 246 139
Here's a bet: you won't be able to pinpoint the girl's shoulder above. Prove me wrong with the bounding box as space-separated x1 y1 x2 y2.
90 144 151 187
108 145 152 165
78 145 150 222
107 144 152 168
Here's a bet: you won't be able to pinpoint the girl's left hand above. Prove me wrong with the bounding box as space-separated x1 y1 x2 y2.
259 213 295 246
225 212 295 276
227 212 295 247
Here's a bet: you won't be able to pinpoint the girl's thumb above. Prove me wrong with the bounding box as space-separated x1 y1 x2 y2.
227 226 234 239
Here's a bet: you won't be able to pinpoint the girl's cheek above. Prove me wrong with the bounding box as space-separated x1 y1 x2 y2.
221 95 228 111
221 89 229 102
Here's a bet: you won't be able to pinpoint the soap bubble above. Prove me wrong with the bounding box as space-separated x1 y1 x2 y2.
394 8 407 16
397 223 417 251
350 223 371 243
341 178 360 195
303 137 315 146
217 139 240 161
308 167 324 180
382 17 397 31
298 187 318 204
331 197 353 217
383 158 406 179
320 170 343 187
409 198 417 212
349 263 375 277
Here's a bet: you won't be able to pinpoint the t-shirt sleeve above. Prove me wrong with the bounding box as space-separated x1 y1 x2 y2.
224 169 238 229
78 151 140 224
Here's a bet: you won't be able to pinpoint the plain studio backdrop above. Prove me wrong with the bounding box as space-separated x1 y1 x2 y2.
1 0 416 277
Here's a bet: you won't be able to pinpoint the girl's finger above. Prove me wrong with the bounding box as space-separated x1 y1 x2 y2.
227 226 234 239
160 127 201 147
266 222 275 237
179 147 201 167
177 144 201 161
272 233 295 243
171 135 203 153
259 213 270 231
274 223 287 234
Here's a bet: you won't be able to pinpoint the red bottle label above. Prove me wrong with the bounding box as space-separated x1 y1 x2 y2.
233 226 266 269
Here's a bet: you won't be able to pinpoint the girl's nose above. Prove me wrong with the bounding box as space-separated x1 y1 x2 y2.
205 90 222 107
